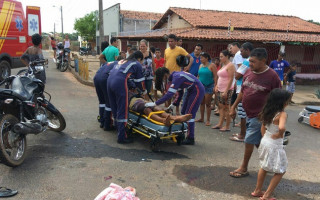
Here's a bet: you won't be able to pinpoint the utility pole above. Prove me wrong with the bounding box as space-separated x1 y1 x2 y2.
98 0 104 54
54 22 56 38
61 6 64 38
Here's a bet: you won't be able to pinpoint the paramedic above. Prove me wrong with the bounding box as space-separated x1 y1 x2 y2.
148 57 205 145
107 51 146 144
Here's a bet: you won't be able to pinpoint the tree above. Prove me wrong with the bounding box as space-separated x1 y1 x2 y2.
308 20 320 26
74 11 97 40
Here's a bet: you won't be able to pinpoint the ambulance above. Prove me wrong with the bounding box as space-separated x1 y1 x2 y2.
0 0 41 80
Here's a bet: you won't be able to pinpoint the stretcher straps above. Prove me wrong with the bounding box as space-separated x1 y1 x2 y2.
147 111 165 120
129 112 143 134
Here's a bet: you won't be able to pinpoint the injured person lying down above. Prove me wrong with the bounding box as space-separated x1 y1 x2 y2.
129 95 192 126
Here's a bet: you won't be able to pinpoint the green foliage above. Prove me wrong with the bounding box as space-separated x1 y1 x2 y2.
308 20 320 26
74 11 97 41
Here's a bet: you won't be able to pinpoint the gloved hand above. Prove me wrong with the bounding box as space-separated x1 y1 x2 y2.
166 104 175 112
145 102 156 107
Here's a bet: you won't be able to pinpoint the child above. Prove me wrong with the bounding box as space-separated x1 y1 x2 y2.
285 63 297 104
251 88 291 200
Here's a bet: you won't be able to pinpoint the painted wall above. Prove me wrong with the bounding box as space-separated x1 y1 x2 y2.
160 13 192 29
97 4 120 41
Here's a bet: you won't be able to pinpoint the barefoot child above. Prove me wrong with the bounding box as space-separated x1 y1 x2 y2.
251 88 291 200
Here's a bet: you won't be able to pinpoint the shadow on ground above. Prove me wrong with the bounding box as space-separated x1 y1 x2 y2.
25 131 189 163
173 165 319 200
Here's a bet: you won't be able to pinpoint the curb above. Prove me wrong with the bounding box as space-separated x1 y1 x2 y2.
68 66 94 87
296 101 320 106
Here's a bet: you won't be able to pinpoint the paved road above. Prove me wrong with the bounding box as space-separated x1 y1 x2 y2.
1 56 320 200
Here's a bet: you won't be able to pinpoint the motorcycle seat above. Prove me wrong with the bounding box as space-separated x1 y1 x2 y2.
11 77 38 100
305 106 320 112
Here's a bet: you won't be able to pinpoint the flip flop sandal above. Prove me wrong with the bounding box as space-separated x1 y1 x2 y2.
232 133 241 137
211 125 221 129
229 171 249 178
251 191 265 197
219 129 230 132
229 136 244 142
0 187 18 197
259 197 276 200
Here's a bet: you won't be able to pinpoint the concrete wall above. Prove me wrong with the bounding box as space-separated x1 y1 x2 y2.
98 4 120 41
160 13 192 29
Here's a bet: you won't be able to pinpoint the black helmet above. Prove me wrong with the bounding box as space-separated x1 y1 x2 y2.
57 42 64 50
176 55 189 67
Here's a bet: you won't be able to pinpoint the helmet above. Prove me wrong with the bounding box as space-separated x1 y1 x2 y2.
57 42 64 50
176 55 189 67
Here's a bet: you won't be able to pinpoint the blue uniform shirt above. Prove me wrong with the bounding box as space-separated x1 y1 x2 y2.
156 71 200 106
269 59 290 81
109 60 145 91
189 52 201 77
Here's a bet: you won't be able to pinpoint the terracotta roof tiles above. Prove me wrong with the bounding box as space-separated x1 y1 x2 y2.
120 10 162 21
153 7 320 33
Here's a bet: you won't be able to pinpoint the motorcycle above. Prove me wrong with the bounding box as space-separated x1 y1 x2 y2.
0 60 66 167
298 106 320 128
56 42 69 72
79 47 89 56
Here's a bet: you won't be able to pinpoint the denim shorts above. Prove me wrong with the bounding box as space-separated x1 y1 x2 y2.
145 79 153 93
286 82 295 93
244 117 262 145
203 83 214 94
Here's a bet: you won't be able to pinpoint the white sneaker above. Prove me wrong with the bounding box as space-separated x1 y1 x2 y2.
53 58 56 63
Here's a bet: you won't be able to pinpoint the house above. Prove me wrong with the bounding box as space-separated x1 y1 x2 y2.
97 3 162 50
118 7 320 73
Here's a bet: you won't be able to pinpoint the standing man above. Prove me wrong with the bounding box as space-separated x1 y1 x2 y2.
185 43 203 77
229 48 281 178
99 37 119 63
229 42 244 69
164 34 193 74
269 51 290 85
229 42 253 142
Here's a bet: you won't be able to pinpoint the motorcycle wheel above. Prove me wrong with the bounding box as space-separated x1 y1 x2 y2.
45 108 66 132
0 114 27 167
56 63 60 69
60 61 68 72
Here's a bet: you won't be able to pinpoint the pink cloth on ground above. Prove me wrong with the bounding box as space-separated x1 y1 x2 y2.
95 183 140 200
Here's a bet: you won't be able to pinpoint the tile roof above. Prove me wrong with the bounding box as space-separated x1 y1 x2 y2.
117 27 320 43
120 10 162 21
153 7 320 33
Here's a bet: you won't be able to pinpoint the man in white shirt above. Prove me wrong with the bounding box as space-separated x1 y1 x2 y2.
229 42 244 106
230 42 253 142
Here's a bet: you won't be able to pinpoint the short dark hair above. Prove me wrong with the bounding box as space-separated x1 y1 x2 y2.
110 37 117 44
127 44 132 48
50 37 55 40
101 41 109 51
221 49 232 58
155 48 161 52
32 33 42 46
196 43 203 50
250 48 268 61
150 46 155 54
168 34 177 41
231 42 240 48
200 52 211 61
177 37 182 41
214 57 220 61
241 42 254 51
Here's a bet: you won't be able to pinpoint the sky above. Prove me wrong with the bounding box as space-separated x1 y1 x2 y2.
20 0 320 34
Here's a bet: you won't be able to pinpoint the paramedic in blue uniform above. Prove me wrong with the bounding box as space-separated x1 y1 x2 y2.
107 51 146 144
93 56 116 131
147 56 205 145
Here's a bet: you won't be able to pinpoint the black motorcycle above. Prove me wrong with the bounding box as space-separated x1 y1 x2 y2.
79 46 90 56
56 42 69 72
0 60 66 167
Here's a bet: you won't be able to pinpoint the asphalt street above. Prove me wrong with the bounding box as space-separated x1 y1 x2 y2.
0 56 319 200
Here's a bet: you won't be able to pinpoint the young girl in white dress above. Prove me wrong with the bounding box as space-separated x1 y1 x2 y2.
251 88 291 200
